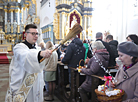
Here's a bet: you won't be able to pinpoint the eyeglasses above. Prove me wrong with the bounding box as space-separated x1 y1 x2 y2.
27 32 40 36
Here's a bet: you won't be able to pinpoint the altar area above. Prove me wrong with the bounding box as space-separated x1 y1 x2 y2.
0 26 13 64
0 0 40 64
0 24 12 64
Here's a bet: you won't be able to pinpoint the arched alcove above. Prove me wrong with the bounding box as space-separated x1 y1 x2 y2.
42 16 50 27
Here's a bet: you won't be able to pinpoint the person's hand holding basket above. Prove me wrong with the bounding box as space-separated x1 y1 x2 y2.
77 59 86 73
95 75 124 102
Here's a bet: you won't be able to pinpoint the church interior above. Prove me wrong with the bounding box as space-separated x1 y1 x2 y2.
0 0 138 102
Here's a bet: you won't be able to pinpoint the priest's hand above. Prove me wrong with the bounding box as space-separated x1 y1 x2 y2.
40 49 52 58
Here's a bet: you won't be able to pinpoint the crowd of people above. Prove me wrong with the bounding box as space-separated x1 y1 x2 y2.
5 23 138 102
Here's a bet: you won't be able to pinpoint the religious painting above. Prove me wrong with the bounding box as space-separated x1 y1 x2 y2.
70 11 80 38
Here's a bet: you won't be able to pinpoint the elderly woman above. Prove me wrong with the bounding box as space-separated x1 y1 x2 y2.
113 41 138 101
78 41 109 102
116 34 138 68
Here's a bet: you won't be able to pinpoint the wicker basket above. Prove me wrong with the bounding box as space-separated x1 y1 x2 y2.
95 89 124 102
77 59 86 69
95 80 124 102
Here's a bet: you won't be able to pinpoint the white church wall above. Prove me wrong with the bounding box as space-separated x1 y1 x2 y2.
37 0 138 43
40 0 55 28
110 0 138 43
127 0 138 36
92 0 138 43
36 1 41 17
36 0 41 30
128 19 138 35
116 0 128 43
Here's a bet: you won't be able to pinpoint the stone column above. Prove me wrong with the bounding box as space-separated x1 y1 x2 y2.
66 0 68 4
10 9 14 33
89 15 93 39
23 6 26 24
16 9 20 34
90 15 92 26
15 9 20 25
10 10 13 24
61 12 65 39
20 8 23 22
4 9 8 33
59 13 62 40
55 0 59 6
64 13 69 36
60 0 62 4
4 8 7 25
84 15 87 38
87 16 90 27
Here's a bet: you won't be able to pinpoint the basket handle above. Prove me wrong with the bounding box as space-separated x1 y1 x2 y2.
79 59 84 67
103 80 107 92
103 79 113 92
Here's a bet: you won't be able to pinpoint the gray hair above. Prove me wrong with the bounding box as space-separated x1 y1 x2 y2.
96 32 103 38
92 41 105 50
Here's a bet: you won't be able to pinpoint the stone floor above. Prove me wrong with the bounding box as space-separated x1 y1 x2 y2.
0 64 61 102
0 64 9 102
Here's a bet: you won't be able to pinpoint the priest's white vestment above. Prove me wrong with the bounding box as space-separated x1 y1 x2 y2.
9 43 45 102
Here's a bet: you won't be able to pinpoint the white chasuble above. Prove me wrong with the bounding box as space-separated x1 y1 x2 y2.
9 43 45 102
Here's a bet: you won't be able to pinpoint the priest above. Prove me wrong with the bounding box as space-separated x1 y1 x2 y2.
5 24 52 102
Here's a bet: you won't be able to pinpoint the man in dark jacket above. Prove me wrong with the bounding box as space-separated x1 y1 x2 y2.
96 32 116 66
106 34 119 58
61 36 85 86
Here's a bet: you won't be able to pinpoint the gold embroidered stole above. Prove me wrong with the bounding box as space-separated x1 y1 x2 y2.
6 73 38 102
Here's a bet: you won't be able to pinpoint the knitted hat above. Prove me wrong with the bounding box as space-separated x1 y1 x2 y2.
118 41 138 57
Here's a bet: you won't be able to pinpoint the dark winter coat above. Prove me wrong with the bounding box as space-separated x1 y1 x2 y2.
61 38 86 68
108 40 119 58
57 48 61 60
80 49 109 92
96 39 116 66
115 62 138 101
